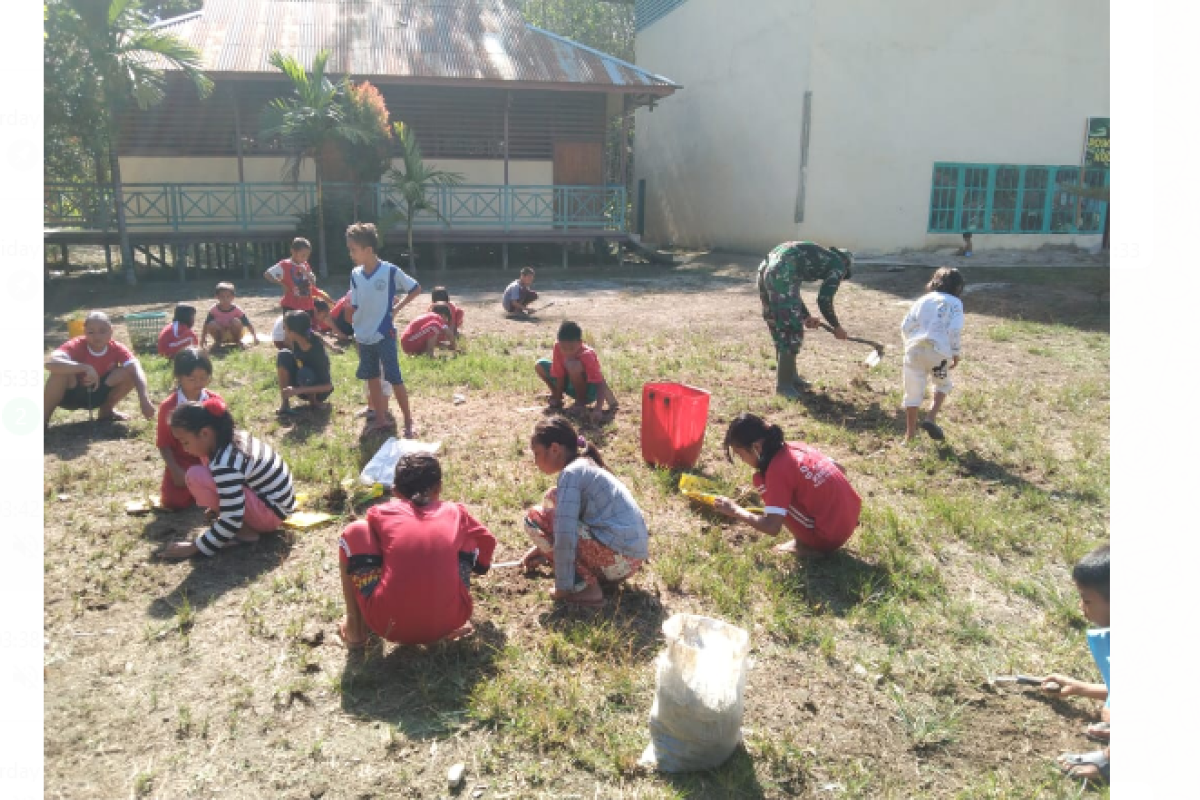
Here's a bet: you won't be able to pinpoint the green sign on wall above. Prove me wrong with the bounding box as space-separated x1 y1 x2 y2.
1085 117 1110 168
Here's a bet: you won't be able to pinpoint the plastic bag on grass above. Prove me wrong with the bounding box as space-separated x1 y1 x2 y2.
359 437 441 488
639 613 751 772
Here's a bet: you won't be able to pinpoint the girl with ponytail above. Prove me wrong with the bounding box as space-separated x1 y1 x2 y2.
336 453 496 650
714 412 862 557
520 416 649 607
159 396 296 559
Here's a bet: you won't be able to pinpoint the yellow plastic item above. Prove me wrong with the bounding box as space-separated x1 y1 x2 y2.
67 318 85 338
678 474 764 514
294 492 311 508
281 511 335 530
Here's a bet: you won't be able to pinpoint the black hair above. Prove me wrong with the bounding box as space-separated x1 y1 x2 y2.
927 266 965 297
283 310 312 336
1072 544 1110 601
291 237 312 253
430 302 452 322
520 267 535 276
172 346 213 378
169 400 242 455
556 320 583 343
531 416 608 471
431 286 450 303
173 304 197 327
313 299 330 314
723 412 786 473
345 222 379 251
393 453 442 506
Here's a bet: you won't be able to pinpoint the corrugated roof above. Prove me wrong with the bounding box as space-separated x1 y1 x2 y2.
152 0 680 94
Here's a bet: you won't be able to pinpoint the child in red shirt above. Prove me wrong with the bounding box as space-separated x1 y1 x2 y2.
713 412 861 556
263 237 333 313
157 305 199 359
336 453 496 649
44 311 155 427
429 286 465 332
200 282 259 349
534 320 619 421
400 304 456 356
156 347 222 510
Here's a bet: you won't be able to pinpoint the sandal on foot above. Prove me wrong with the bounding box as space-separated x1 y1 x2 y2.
919 419 945 441
1084 721 1110 743
337 620 374 652
1058 750 1109 783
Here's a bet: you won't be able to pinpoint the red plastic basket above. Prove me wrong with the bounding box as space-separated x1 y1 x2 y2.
640 382 711 470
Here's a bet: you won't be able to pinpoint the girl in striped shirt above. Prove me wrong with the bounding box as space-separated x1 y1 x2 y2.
160 396 296 559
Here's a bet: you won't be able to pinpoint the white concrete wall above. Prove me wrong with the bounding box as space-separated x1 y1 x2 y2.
635 0 1109 254
418 159 552 186
635 0 816 252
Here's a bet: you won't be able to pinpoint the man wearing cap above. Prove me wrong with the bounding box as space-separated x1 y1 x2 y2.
756 241 854 398
44 311 155 428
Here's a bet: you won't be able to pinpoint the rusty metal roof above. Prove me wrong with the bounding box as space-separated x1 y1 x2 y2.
152 0 680 94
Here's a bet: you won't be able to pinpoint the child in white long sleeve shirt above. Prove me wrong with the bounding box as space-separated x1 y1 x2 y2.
901 267 965 442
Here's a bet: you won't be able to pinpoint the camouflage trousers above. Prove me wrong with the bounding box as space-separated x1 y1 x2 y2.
757 265 806 354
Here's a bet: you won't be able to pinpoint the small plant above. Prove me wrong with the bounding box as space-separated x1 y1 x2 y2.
889 687 963 751
132 768 154 798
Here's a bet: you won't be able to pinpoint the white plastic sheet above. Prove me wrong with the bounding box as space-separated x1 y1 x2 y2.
639 614 751 772
358 437 441 488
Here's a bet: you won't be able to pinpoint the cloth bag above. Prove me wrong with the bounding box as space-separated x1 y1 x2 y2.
639 614 751 772
358 437 441 488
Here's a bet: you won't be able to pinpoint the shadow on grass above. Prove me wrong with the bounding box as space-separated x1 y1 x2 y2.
279 404 334 443
532 582 668 664
146 534 292 620
660 746 769 799
790 385 902 433
43 417 141 461
337 620 508 739
933 445 1042 496
780 550 892 617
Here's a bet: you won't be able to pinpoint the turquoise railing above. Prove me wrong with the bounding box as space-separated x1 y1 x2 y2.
44 182 627 234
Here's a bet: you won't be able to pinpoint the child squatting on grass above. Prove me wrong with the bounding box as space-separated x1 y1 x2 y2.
901 266 965 442
713 412 862 558
200 282 258 349
156 347 221 510
345 222 422 439
429 286 465 333
156 304 199 359
160 397 296 560
336 453 496 650
400 302 457 357
520 417 649 608
275 310 335 416
534 320 619 422
1042 544 1111 785
502 266 538 316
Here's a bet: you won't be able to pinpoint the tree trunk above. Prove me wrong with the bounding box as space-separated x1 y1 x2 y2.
108 138 136 286
315 159 329 278
407 208 417 274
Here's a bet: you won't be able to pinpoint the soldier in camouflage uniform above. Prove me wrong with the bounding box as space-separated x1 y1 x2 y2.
756 241 854 398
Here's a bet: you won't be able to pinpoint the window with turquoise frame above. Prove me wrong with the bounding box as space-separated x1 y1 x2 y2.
928 163 1108 234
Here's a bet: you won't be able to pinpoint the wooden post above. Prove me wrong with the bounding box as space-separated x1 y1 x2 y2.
562 243 568 270
240 242 249 280
503 91 511 187
174 244 185 283
502 242 509 270
205 243 212 270
232 86 246 185
193 243 201 272
60 244 69 272
159 243 167 272
104 243 113 274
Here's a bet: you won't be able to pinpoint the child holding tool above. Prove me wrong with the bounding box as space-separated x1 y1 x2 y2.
519 417 649 607
712 412 861 557
159 397 296 559
336 453 496 648
901 266 965 442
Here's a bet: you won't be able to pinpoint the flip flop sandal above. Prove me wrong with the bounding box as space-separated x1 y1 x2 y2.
1084 721 1111 742
336 621 375 652
276 407 299 417
919 420 945 441
1058 750 1110 783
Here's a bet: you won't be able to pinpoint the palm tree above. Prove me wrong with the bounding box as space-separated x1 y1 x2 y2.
56 0 212 285
261 50 371 277
383 122 464 274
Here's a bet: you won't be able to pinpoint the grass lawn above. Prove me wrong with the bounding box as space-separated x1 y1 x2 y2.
43 255 1109 799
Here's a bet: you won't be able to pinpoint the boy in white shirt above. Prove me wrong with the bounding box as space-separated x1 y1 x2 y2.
345 222 422 438
900 267 964 442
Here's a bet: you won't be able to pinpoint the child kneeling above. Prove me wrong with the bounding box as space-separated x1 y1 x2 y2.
520 417 648 607
337 453 496 649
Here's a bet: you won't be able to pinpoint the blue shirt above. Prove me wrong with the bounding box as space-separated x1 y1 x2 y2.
349 260 419 345
551 458 649 591
1087 627 1110 707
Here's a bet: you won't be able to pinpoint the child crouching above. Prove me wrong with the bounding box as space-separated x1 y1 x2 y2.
337 453 496 649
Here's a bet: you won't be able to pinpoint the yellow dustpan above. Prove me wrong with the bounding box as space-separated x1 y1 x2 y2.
678 474 763 514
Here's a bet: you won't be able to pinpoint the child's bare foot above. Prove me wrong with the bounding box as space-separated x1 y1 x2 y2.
520 546 550 571
443 621 475 642
337 618 374 652
402 422 416 439
361 418 396 438
774 539 827 559
559 581 604 608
